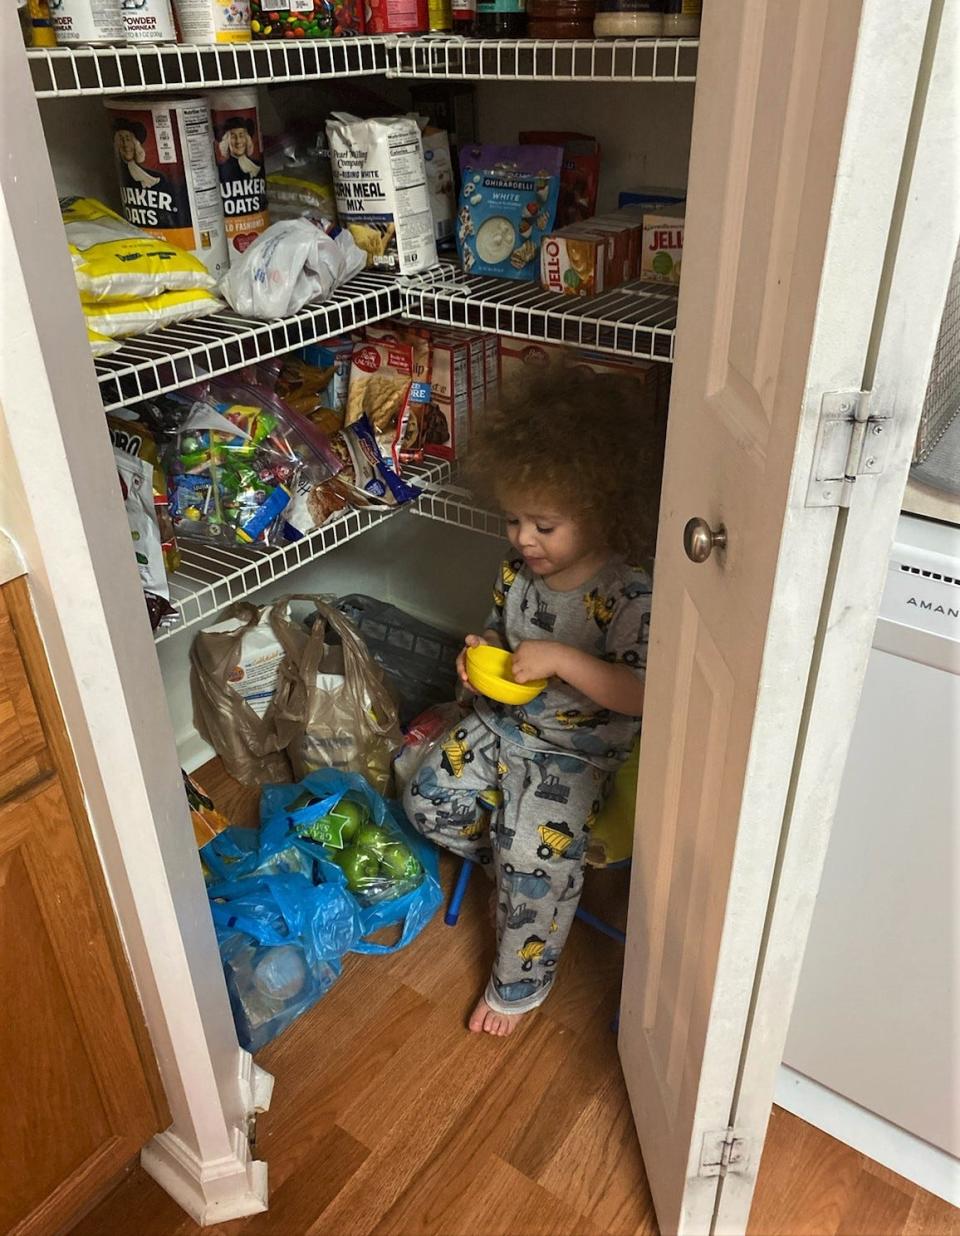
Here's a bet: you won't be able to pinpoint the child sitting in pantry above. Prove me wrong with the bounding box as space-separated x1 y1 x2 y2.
403 367 664 1036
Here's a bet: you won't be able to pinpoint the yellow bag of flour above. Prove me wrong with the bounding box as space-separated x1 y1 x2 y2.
63 196 217 303
83 287 223 339
87 327 120 357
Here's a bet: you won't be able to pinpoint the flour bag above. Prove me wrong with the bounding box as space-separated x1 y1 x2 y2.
325 113 438 275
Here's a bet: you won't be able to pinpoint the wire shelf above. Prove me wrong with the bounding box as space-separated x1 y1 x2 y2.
29 34 697 96
96 271 401 412
391 34 698 81
155 457 455 641
401 263 677 362
28 36 392 97
410 482 506 539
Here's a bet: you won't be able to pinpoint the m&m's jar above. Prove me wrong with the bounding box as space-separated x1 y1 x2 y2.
250 0 364 37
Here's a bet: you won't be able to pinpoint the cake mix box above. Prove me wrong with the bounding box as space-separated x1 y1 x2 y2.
422 336 469 459
483 335 500 387
499 335 568 385
434 327 485 415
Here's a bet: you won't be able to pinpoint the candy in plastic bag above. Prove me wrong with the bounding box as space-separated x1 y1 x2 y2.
219 218 366 319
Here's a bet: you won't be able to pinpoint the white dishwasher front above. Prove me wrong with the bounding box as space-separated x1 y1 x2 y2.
781 513 960 1185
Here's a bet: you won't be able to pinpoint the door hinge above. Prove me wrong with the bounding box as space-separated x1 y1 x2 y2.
806 390 891 508
699 1128 750 1178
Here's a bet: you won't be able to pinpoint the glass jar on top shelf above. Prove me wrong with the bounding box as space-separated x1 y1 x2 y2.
475 0 527 37
593 0 660 37
528 0 595 39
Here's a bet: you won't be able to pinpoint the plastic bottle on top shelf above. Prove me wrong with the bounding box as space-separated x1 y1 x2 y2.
593 0 660 37
528 0 596 39
475 0 527 38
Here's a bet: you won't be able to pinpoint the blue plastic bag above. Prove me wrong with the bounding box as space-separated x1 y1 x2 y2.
260 768 443 955
203 828 361 1051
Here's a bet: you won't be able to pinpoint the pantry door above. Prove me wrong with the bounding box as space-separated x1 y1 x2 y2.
617 1 957 1233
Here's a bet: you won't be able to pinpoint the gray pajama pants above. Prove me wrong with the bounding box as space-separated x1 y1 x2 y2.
402 709 609 1015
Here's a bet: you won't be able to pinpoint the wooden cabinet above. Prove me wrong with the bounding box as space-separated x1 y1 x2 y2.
0 578 166 1236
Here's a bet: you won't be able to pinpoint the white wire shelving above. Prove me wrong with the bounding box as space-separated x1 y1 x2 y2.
401 263 678 363
157 460 504 640
410 481 506 539
28 34 697 97
28 35 392 98
391 34 698 81
156 457 455 641
96 270 401 412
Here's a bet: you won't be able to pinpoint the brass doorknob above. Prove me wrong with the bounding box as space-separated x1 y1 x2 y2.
683 517 727 563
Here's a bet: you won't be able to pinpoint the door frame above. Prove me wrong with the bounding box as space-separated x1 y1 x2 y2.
714 1 958 1228
0 12 273 1226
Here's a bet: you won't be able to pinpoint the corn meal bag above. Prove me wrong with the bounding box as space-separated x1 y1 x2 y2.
62 196 217 302
326 113 438 275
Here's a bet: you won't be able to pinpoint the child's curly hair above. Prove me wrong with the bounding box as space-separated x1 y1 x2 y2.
466 365 666 567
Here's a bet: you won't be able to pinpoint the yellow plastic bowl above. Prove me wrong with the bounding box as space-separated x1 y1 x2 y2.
465 645 547 706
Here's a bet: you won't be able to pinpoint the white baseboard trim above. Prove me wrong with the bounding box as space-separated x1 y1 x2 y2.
141 1052 274 1225
776 1066 960 1208
141 1127 268 1226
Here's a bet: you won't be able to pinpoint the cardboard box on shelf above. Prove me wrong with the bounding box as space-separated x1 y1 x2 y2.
640 204 685 284
500 335 569 386
423 336 470 460
540 231 606 297
483 335 500 387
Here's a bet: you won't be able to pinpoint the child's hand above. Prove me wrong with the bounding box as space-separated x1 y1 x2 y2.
457 633 487 687
512 640 567 684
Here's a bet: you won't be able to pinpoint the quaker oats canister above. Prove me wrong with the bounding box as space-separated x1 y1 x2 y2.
105 96 230 280
207 87 270 262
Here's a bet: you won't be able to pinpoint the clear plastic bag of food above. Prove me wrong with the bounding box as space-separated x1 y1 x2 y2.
219 217 365 319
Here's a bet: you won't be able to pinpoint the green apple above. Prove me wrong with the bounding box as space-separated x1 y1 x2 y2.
329 798 367 844
380 841 421 881
333 844 380 890
354 823 391 858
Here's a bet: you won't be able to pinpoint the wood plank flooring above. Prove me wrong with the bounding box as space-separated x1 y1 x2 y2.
74 763 960 1236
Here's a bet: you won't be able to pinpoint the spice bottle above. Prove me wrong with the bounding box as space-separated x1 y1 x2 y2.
475 0 527 38
593 0 661 37
429 0 453 27
661 0 700 36
528 0 595 38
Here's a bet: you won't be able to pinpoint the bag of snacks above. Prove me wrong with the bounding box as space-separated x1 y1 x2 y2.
108 408 180 574
456 143 563 281
327 415 422 509
165 398 301 546
250 0 363 38
114 447 177 631
270 595 403 795
344 340 415 472
265 129 339 222
259 768 443 953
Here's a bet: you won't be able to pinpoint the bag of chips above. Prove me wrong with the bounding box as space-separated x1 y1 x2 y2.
114 447 177 631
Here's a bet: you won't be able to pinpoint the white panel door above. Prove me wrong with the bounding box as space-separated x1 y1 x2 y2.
617 1 958 1233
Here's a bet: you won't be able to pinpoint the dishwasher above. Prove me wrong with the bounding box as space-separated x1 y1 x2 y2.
779 511 960 1204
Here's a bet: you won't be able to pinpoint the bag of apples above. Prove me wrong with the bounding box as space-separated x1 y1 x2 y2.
260 767 442 953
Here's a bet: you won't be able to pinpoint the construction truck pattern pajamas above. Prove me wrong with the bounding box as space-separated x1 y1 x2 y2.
403 556 653 1015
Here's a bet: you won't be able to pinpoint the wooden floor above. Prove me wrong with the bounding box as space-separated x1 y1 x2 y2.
75 764 960 1236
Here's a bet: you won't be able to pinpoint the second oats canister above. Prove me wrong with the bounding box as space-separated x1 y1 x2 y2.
105 96 229 280
208 87 270 261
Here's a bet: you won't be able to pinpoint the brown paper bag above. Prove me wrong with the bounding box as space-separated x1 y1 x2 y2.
270 595 401 795
189 603 292 787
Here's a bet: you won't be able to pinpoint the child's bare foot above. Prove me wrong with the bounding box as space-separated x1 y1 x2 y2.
468 995 523 1036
